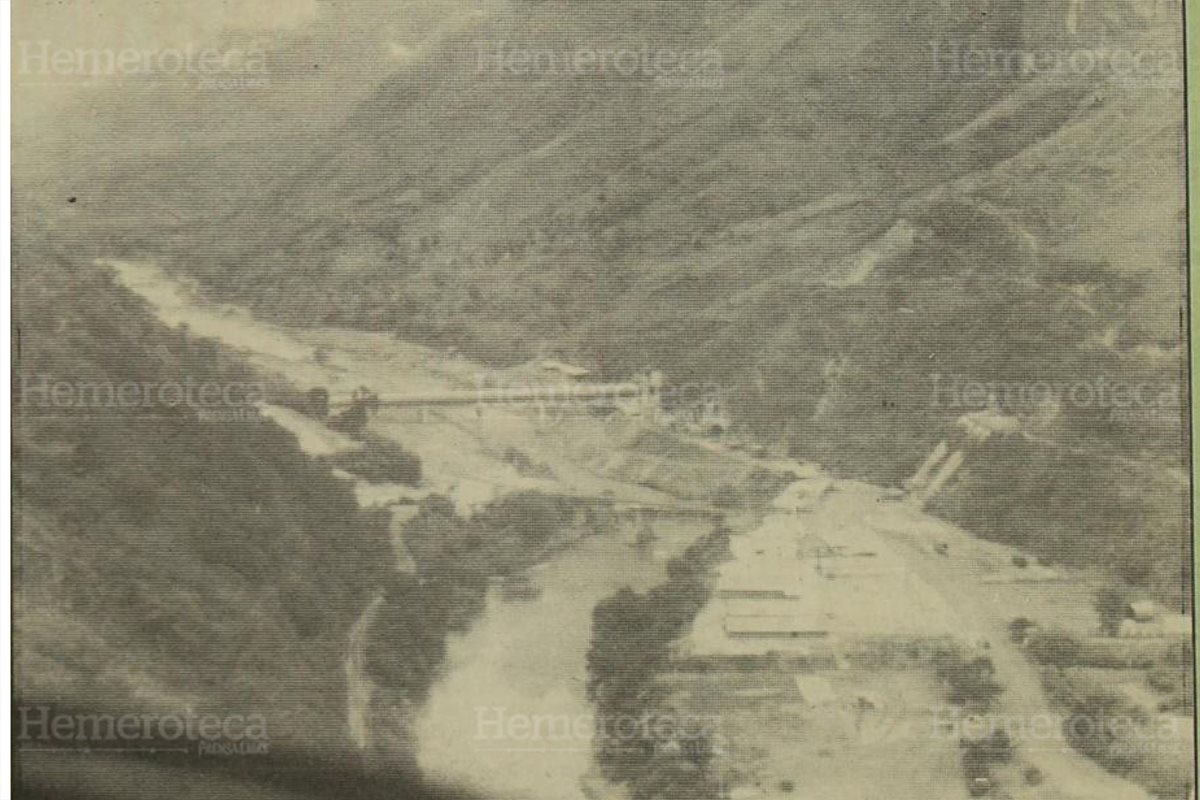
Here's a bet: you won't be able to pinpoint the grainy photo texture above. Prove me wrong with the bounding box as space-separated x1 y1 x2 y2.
10 1 1196 799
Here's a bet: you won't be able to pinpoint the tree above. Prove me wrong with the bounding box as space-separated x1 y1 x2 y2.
1008 617 1036 643
1024 631 1084 667
936 651 1004 711
1095 585 1130 637
1064 691 1148 775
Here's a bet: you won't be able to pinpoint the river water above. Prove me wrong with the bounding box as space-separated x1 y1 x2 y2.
414 524 706 800
105 257 710 800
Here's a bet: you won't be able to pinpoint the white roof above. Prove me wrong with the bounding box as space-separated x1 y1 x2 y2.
717 560 802 595
957 406 1021 441
539 359 590 377
1130 600 1158 618
793 675 837 705
1119 616 1191 637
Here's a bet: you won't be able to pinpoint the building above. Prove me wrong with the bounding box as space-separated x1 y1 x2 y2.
725 615 828 639
1129 600 1158 622
715 563 802 600
1118 615 1193 638
539 359 591 380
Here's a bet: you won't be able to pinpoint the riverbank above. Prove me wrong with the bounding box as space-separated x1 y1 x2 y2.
104 257 758 799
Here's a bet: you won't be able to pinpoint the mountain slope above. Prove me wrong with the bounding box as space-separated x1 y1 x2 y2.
60 0 1189 602
12 223 396 761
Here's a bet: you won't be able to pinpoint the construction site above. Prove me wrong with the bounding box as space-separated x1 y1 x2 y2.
675 488 956 666
645 452 1189 800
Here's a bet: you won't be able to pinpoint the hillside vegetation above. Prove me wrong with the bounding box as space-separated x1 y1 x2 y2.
44 0 1189 603
13 224 395 755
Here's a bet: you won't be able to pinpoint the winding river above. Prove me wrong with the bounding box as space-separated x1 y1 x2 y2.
106 257 709 800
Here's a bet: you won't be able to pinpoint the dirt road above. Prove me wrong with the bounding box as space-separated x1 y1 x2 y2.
859 485 1154 800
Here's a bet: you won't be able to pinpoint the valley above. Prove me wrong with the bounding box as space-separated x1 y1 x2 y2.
109 258 1191 799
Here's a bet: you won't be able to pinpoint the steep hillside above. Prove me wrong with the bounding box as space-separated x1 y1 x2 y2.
165 1 1183 338
12 221 396 761
61 0 1189 601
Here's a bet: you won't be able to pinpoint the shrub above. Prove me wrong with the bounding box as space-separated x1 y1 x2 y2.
1063 690 1149 775
325 437 422 485
1095 585 1131 637
587 523 730 796
1025 631 1084 667
935 650 1004 712
1008 617 1036 643
365 577 450 703
473 491 577 547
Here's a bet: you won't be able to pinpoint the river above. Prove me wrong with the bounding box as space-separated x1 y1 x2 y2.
105 257 712 800
414 520 709 800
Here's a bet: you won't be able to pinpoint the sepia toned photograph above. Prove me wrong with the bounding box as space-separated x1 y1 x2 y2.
8 1 1196 798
